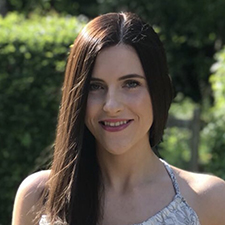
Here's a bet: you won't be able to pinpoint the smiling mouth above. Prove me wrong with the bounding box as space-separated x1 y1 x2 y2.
100 120 132 127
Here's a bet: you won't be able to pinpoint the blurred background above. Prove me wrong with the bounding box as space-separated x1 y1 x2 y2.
1 0 225 224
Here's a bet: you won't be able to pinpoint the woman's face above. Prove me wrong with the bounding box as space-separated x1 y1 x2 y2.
85 44 153 156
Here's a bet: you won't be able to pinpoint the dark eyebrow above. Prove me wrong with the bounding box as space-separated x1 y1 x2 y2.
90 74 145 82
118 74 146 81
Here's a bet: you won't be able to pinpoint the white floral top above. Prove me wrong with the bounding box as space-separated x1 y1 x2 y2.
39 160 201 225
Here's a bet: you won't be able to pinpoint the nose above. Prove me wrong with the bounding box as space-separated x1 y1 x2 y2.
103 90 123 115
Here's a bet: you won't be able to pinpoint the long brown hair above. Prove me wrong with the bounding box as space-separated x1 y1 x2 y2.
43 12 174 225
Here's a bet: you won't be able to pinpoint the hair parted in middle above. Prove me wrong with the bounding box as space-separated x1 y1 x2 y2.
44 12 174 225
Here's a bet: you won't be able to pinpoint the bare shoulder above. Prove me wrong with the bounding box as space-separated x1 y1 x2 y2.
173 166 225 225
19 170 50 192
12 170 51 225
173 166 225 193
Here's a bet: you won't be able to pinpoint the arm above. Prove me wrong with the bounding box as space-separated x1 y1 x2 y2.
200 176 225 225
173 167 225 225
12 170 50 225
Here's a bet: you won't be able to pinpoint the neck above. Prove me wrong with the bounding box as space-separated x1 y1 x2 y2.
97 142 162 193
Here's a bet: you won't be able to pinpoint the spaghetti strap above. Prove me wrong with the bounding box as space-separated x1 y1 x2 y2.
39 159 201 225
159 159 181 195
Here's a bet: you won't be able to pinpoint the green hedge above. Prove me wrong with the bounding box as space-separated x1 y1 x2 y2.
202 46 225 179
1 11 224 225
0 12 85 225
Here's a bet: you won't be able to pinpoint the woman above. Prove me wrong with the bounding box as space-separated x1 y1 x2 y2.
12 12 225 225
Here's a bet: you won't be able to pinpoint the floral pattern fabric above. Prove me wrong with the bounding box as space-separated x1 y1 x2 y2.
39 160 201 225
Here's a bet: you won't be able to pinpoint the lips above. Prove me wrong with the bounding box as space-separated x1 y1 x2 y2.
99 119 133 132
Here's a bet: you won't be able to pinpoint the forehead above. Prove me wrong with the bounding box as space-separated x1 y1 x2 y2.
91 44 145 79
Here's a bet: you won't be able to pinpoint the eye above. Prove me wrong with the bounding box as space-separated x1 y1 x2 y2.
89 83 104 91
124 80 140 88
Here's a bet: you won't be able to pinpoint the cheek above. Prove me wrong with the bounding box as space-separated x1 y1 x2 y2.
85 95 101 125
128 90 152 109
135 91 153 122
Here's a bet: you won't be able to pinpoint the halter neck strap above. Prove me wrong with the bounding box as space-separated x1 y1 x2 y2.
160 159 181 195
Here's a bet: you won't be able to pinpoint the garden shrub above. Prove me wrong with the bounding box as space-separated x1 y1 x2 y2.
0 12 85 224
202 46 225 179
160 94 197 171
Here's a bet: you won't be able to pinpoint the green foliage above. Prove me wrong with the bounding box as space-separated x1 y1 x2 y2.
210 48 225 112
5 0 98 17
201 46 225 179
159 94 197 170
160 127 192 170
97 0 225 103
0 12 85 225
1 2 225 222
4 0 225 104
